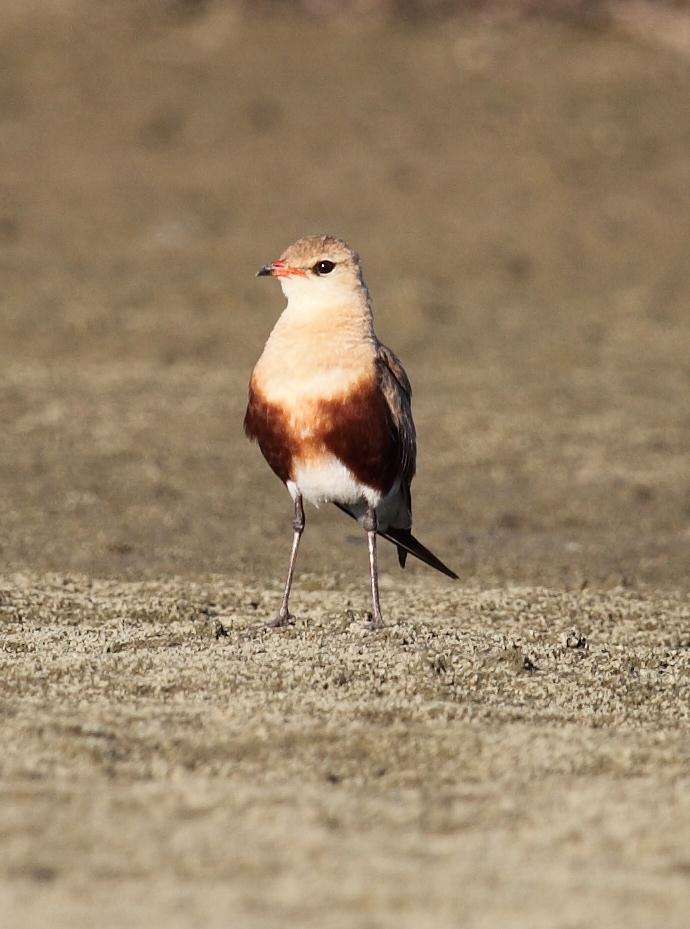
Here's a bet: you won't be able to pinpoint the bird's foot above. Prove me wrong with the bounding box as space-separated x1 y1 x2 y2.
366 611 386 632
253 609 295 632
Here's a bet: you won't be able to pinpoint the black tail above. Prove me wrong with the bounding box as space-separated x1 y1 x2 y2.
334 504 458 580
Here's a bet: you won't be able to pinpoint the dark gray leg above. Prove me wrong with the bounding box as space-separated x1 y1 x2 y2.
265 494 304 628
363 505 385 630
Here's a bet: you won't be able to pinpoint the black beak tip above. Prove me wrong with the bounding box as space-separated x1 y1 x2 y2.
256 264 273 277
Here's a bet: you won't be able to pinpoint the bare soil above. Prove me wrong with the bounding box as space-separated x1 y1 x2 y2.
1 4 689 927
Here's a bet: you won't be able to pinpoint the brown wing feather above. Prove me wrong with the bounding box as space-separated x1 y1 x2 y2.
374 344 416 566
334 502 458 579
375 343 416 489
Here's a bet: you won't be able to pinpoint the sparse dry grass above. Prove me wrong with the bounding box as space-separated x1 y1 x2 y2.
2 574 689 928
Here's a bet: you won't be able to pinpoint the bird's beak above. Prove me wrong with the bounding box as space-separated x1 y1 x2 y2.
256 259 306 279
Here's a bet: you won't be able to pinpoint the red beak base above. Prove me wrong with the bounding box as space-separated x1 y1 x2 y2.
256 259 306 279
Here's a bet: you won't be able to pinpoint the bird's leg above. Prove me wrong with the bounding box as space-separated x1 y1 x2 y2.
363 505 385 630
266 493 305 628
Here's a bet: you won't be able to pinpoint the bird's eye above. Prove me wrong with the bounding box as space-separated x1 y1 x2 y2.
313 260 335 275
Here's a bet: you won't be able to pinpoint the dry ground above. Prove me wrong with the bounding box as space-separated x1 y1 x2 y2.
1 575 690 929
1 3 689 927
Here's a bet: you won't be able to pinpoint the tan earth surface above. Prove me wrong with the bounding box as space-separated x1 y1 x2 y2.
1 3 689 927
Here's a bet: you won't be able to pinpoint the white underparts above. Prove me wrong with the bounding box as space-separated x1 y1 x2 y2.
287 464 409 533
287 457 381 510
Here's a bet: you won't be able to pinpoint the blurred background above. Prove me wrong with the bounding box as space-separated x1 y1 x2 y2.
1 0 688 589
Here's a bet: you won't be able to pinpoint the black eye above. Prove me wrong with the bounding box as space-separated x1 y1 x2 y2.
313 260 335 275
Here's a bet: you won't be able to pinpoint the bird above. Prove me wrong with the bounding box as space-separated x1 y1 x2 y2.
244 234 457 629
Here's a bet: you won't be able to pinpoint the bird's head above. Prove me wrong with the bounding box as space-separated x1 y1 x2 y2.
256 234 366 309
